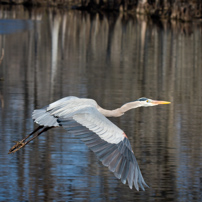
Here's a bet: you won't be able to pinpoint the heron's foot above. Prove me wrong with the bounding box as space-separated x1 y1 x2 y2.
8 140 26 154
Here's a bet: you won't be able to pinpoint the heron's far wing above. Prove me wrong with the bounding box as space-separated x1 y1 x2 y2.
46 96 79 111
32 96 79 127
58 108 148 191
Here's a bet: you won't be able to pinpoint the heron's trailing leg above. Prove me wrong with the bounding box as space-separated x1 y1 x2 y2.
23 126 54 146
8 126 54 154
22 126 44 142
8 126 43 153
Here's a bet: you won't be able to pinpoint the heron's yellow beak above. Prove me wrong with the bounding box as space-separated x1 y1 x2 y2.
151 100 171 105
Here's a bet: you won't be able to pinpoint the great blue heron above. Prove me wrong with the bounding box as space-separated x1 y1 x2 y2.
8 96 170 190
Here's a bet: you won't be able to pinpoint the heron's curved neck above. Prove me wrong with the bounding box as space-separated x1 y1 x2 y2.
97 101 141 117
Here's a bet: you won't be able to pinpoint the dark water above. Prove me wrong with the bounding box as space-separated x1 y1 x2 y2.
0 5 202 202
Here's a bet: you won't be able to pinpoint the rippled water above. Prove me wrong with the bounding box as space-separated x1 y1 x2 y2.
0 5 202 202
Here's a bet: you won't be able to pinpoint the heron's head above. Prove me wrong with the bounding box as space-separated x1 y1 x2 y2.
136 97 171 107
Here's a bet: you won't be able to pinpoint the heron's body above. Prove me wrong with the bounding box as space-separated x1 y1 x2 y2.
33 96 125 144
9 96 170 191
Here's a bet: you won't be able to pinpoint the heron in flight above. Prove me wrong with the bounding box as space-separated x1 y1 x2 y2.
8 96 170 190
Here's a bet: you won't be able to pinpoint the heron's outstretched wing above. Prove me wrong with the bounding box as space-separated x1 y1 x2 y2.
58 107 148 191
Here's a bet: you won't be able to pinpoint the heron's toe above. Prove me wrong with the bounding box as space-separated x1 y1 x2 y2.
8 141 25 154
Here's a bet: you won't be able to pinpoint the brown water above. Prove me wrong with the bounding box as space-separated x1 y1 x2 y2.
0 6 202 202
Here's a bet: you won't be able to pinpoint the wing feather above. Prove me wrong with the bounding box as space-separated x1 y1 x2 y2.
121 160 130 184
127 162 135 189
90 142 109 152
109 153 122 172
98 145 118 161
102 149 119 166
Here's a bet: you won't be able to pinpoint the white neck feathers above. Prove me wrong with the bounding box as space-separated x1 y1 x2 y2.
97 101 142 117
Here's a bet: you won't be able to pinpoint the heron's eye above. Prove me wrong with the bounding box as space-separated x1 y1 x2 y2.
146 100 149 103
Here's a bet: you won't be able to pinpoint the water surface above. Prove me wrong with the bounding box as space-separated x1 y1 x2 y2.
0 6 202 202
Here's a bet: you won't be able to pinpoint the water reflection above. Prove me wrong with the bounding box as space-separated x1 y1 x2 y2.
0 19 33 34
0 5 202 201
